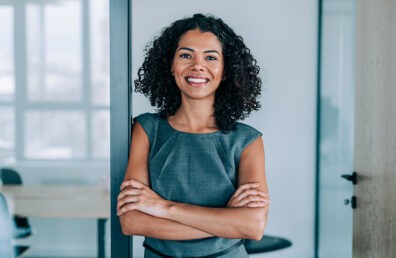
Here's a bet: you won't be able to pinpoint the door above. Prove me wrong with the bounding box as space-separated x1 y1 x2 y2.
110 0 131 257
353 0 396 257
317 0 355 257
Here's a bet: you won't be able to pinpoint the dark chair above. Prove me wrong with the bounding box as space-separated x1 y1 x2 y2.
0 192 29 257
245 235 292 254
0 168 33 238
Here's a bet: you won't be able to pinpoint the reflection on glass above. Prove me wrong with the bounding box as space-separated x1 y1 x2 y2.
91 0 110 106
0 107 14 161
0 6 15 102
24 111 86 159
27 1 82 102
1 0 109 162
318 0 355 257
0 0 110 257
92 110 110 159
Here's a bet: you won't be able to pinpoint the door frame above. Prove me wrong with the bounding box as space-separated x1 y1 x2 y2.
110 0 132 257
314 1 323 258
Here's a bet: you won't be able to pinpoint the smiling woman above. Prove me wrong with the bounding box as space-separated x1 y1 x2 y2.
111 0 320 257
117 14 269 258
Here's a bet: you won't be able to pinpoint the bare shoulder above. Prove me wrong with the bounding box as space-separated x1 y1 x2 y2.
123 122 150 185
238 137 267 191
132 122 150 146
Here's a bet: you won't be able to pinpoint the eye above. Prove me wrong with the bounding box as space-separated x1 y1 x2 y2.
206 55 218 61
179 53 191 59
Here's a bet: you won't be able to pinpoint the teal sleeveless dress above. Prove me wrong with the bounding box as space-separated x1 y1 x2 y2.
134 113 262 258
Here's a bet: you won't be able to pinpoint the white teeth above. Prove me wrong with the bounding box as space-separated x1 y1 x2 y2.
187 77 207 83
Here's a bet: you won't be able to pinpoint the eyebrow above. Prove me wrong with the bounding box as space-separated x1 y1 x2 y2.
177 47 221 55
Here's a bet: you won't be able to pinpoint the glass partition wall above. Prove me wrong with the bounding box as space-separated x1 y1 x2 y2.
317 0 355 257
0 0 110 257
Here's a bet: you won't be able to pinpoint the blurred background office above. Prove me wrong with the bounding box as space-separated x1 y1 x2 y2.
0 0 110 257
4 0 395 258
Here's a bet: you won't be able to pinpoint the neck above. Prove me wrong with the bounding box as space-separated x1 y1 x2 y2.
169 97 218 133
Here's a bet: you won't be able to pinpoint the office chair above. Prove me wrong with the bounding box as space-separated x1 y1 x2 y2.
0 168 33 238
245 235 292 254
0 192 29 257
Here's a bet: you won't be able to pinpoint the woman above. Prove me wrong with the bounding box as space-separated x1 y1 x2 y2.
117 13 270 257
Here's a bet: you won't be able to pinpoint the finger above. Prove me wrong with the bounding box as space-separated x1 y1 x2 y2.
237 182 261 193
120 180 132 190
230 182 261 200
238 195 265 206
117 188 142 200
120 179 145 190
117 196 140 210
228 193 270 208
245 201 270 208
120 187 142 197
228 195 266 208
235 189 260 201
117 203 138 216
235 189 266 202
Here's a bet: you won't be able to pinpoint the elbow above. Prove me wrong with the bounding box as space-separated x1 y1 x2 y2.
119 215 131 235
121 227 131 236
244 208 268 241
119 212 137 236
121 224 132 236
249 220 266 241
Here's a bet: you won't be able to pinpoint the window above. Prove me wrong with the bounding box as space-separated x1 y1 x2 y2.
0 6 15 161
0 0 109 163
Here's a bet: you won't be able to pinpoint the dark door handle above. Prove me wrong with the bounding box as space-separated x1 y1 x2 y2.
344 196 357 209
341 172 357 185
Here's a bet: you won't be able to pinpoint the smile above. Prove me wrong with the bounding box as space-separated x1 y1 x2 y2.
185 76 209 86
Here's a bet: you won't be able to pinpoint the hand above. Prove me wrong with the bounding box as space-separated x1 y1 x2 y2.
117 178 168 218
227 182 270 208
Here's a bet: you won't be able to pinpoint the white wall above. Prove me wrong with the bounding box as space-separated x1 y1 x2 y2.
131 1 318 258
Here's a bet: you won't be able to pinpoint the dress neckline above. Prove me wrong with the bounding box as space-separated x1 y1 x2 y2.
164 117 221 135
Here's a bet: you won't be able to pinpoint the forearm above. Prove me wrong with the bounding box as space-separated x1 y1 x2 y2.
118 179 269 240
164 202 268 240
120 210 213 240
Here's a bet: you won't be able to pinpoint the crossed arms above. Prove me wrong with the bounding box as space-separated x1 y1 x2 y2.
117 123 270 241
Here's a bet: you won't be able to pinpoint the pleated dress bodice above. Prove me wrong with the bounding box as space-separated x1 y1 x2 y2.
134 113 262 258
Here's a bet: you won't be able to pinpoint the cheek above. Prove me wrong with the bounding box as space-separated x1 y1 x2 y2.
172 61 189 75
213 67 224 79
171 66 181 78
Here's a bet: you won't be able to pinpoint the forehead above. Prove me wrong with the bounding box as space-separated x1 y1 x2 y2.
177 29 222 51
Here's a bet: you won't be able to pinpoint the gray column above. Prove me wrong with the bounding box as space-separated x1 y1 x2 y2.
110 0 132 257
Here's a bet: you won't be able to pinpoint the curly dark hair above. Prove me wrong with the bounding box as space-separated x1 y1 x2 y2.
134 13 262 132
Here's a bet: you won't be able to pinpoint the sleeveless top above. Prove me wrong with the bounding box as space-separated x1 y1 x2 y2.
134 113 262 257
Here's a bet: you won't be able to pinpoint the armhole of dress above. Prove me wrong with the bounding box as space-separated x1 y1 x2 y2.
236 130 262 166
133 114 154 146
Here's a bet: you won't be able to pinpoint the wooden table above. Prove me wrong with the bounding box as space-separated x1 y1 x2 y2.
0 185 110 258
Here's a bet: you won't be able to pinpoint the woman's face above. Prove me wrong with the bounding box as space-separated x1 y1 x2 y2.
171 29 224 102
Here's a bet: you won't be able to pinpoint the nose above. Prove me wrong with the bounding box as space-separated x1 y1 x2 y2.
191 58 205 71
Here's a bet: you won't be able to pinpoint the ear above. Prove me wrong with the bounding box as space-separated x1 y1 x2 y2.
171 65 174 76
